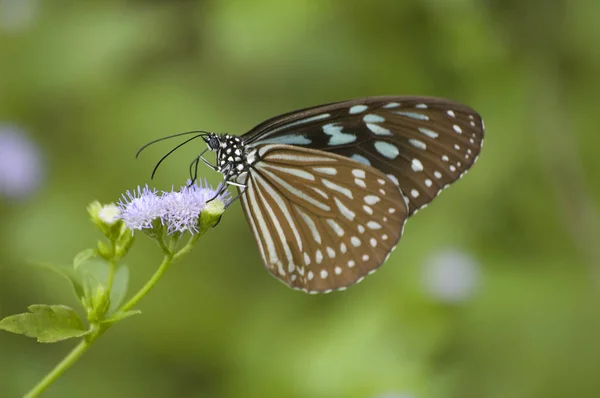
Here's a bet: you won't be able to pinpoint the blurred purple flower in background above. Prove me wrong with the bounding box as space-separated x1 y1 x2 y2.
0 124 44 199
0 0 39 33
422 248 481 303
118 180 231 234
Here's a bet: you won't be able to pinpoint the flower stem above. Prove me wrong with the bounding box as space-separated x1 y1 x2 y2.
24 210 222 396
24 329 100 397
106 259 117 293
119 254 174 312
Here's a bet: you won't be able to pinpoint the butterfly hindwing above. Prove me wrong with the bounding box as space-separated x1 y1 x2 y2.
238 144 409 293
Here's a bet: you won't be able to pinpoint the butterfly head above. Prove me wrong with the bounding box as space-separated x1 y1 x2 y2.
204 133 252 182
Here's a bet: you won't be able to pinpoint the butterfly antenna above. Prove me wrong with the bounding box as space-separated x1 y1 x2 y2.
150 134 206 179
136 130 211 158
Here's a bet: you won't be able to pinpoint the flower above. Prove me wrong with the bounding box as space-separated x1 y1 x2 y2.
422 248 480 303
117 185 164 231
98 204 121 225
0 124 43 199
117 180 230 234
0 0 39 33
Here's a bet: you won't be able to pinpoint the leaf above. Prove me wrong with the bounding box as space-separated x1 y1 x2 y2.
0 305 89 343
31 262 86 304
108 265 129 314
100 310 141 325
74 258 110 301
73 248 97 269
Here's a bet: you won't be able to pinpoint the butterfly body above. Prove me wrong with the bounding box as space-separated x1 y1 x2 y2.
191 96 483 293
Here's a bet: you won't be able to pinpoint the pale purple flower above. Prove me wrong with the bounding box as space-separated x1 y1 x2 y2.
0 124 43 198
422 248 480 303
117 185 164 231
0 0 39 33
117 180 230 234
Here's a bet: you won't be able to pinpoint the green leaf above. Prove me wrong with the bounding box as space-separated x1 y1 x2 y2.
0 305 89 343
108 265 129 314
32 262 86 304
74 258 109 300
100 310 141 325
73 248 97 269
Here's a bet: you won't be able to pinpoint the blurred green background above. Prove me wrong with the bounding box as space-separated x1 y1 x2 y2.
1 0 599 397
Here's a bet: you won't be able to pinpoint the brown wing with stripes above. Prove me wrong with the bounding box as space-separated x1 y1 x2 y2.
238 144 409 293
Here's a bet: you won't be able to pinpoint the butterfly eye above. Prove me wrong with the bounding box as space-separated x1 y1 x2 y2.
206 135 220 151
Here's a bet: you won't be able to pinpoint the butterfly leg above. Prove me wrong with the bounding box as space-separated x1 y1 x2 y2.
188 156 201 186
224 184 247 208
199 154 217 171
206 179 247 207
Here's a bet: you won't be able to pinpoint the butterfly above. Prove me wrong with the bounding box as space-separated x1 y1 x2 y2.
142 96 484 294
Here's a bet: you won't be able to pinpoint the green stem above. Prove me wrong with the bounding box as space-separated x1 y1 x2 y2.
106 259 117 293
119 254 174 312
25 211 222 396
24 328 101 398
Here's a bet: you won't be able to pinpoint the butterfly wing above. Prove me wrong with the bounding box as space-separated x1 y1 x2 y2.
238 144 409 293
243 96 484 215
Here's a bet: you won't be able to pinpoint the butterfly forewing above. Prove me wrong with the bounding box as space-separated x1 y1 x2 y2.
239 144 408 293
243 96 484 215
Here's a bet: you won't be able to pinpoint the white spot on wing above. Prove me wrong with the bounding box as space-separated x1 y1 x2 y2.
409 138 427 150
354 178 366 188
364 195 380 205
374 141 399 159
366 123 392 136
322 123 356 145
326 219 345 237
351 154 371 166
322 178 353 199
326 247 336 258
393 111 429 121
313 167 337 175
334 197 355 221
352 169 366 178
411 158 424 172
386 174 399 186
367 221 382 230
316 249 323 264
418 127 439 139
349 104 368 114
363 114 385 123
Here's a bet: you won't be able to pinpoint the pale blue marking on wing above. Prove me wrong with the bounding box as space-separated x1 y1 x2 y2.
254 134 312 145
351 154 371 166
392 111 430 121
322 123 356 145
374 141 400 159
